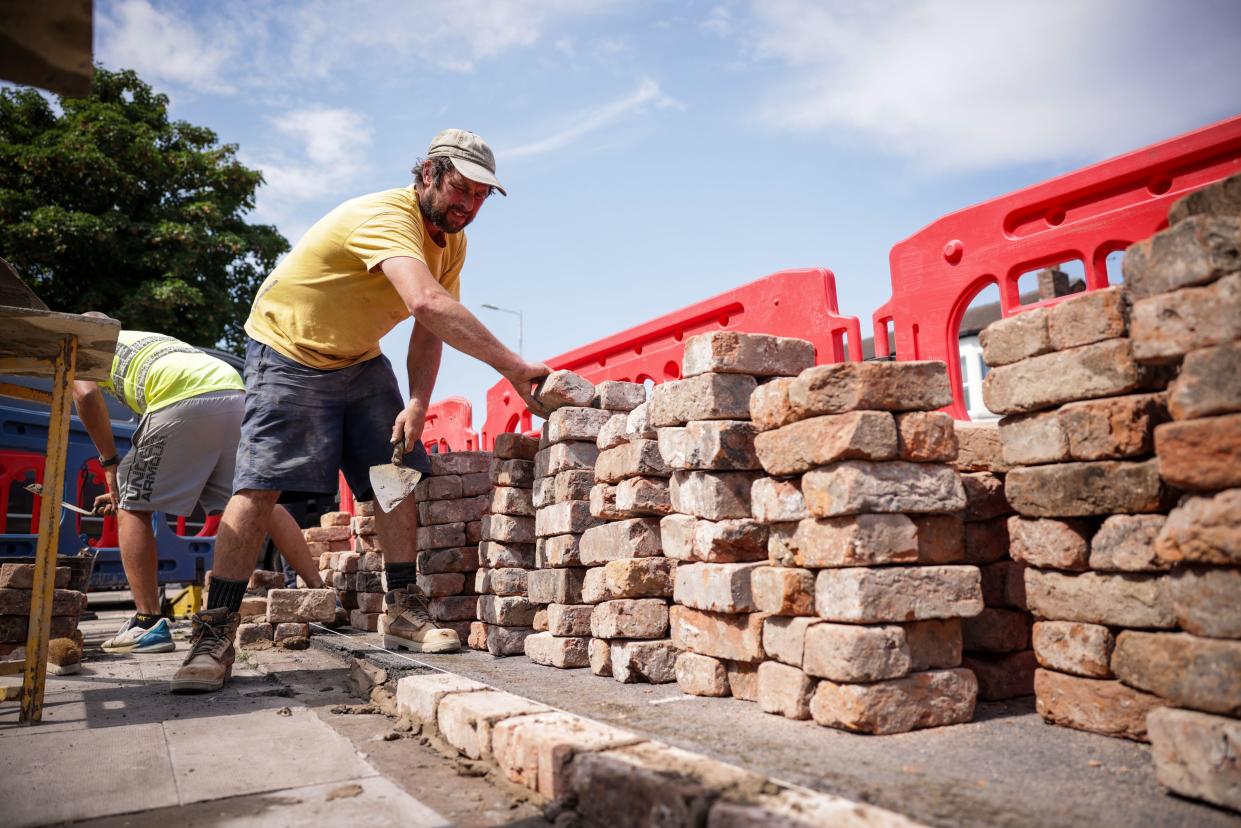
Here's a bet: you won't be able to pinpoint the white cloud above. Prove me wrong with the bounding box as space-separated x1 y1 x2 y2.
703 5 733 36
746 0 1241 171
503 79 681 159
95 0 235 93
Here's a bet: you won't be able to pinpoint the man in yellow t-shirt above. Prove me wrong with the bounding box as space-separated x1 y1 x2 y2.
173 129 551 693
71 325 335 655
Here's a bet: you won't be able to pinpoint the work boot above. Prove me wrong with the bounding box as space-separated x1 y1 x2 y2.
382 585 460 653
169 607 239 693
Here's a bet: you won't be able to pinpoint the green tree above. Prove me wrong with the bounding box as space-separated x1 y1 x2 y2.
0 67 287 352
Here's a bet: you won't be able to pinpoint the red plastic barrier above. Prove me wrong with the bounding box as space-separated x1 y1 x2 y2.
874 115 1241 419
480 268 861 446
421 396 479 453
0 450 43 533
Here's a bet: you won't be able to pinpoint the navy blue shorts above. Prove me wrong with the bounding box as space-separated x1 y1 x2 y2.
233 338 432 502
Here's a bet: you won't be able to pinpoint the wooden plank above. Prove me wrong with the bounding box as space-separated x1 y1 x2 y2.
0 660 25 676
20 334 75 724
0 381 52 405
0 306 118 382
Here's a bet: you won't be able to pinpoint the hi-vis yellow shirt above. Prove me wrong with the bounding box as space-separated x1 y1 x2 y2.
101 331 244 416
245 186 466 369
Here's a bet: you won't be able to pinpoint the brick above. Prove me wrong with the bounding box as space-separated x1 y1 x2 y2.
912 515 967 564
895 411 959 463
490 486 534 517
790 360 953 415
750 566 814 616
963 650 1037 701
420 495 488 526
415 522 466 550
768 514 917 568
953 421 1009 473
335 552 360 573
536 441 599 477
1058 392 1168 461
546 406 615 443
1132 272 1241 363
462 472 492 496
963 516 1007 566
1147 707 1241 812
1006 559 1029 610
477 595 538 626
589 483 621 520
802 623 911 682
579 518 663 564
1113 631 1241 716
682 517 769 563
670 605 766 662
348 610 379 631
609 639 679 683
493 431 539 461
583 558 675 602
1122 214 1241 298
488 568 529 597
674 562 762 613
624 401 657 440
815 566 982 623
593 380 646 412
756 661 814 720
523 631 591 668
533 610 549 632
304 525 350 543
1034 668 1164 741
649 373 757 427
753 411 897 476
536 534 583 568
552 469 596 502
533 477 554 508
355 499 376 516
438 690 551 759
429 595 479 621
482 513 536 544
810 668 978 735
479 541 535 569
527 567 587 605
357 592 383 613
590 599 669 640
273 622 310 646
545 603 594 637
682 331 814 378
1169 172 1241 223
1089 514 1169 572
1005 459 1166 517
0 615 78 643
473 569 492 594
1024 569 1174 628
761 616 820 667
1156 413 1241 491
266 589 335 623
905 618 963 671
320 511 351 527
489 458 534 488
535 370 595 410
748 377 799 431
983 339 1150 415
979 307 1052 367
589 637 611 676
749 477 808 524
725 661 759 701
1168 340 1241 420
595 439 670 482
657 420 759 471
998 411 1069 466
596 413 629 450
962 607 1029 652
961 472 1010 522
670 470 759 520
1008 516 1092 570
1155 488 1241 566
485 624 536 656
800 461 965 517
1048 286 1129 350
429 451 492 476
492 711 640 799
658 513 696 560
395 672 488 723
1168 566 1241 639
239 595 267 620
1032 621 1115 678
675 651 730 696
0 564 70 590
236 622 273 648
356 571 383 592
614 476 672 516
535 501 599 537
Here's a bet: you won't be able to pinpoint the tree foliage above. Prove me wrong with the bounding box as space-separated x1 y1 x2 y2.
0 67 287 352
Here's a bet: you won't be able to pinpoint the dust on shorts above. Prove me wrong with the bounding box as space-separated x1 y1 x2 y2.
232 338 432 503
117 390 245 515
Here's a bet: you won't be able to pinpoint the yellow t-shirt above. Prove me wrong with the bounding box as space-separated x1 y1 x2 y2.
244 186 466 369
101 330 244 415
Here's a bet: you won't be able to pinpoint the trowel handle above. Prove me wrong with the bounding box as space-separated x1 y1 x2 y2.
391 438 405 465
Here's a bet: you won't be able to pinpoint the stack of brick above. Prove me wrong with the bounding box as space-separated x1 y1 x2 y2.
524 370 606 669
954 421 1037 701
739 356 982 733
307 506 385 631
471 432 540 656
579 379 679 683
1119 176 1240 813
234 578 336 650
0 563 87 671
407 451 493 643
981 278 1182 742
656 332 813 704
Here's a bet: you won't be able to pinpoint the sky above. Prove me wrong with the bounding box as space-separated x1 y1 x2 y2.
92 0 1241 429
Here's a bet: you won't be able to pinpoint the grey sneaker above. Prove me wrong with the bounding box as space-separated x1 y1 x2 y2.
170 607 239 693
383 585 460 653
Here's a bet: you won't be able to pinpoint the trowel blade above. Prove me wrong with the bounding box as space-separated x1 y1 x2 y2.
369 463 422 514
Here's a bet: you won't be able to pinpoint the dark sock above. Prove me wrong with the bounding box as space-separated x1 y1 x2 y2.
384 562 418 593
205 576 247 614
134 613 161 629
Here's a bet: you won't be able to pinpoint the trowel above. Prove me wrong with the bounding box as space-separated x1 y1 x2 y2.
25 483 100 516
369 438 422 514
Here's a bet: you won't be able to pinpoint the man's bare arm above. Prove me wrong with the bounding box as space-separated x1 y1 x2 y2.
71 380 120 512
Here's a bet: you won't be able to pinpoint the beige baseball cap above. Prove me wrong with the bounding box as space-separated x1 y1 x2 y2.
426 128 506 196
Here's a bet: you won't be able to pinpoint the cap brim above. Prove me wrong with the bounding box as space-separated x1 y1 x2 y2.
447 157 507 197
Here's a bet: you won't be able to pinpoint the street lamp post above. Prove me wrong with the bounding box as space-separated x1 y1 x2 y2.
480 303 523 357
